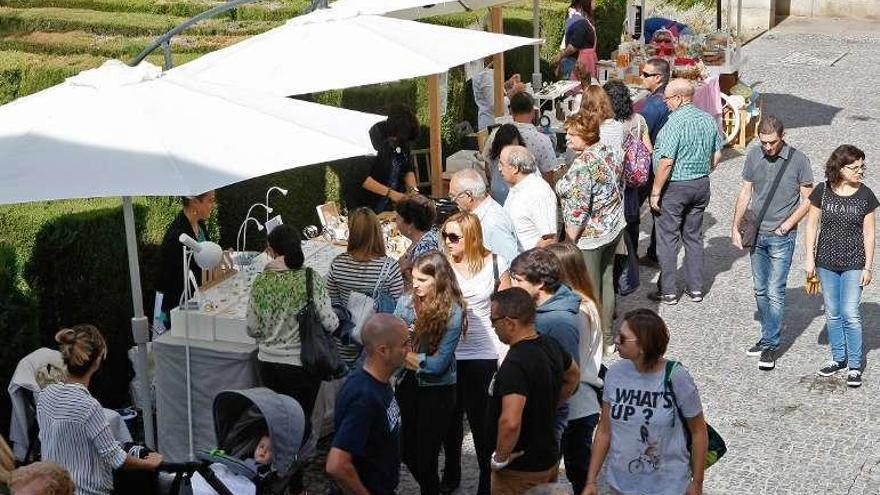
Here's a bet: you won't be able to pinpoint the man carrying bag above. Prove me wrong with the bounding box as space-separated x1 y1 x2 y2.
731 116 813 371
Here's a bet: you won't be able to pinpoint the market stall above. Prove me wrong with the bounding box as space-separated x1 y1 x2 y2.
155 212 411 462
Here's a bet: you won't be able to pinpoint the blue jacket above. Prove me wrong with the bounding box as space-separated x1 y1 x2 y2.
535 284 582 363
535 284 582 431
640 85 670 145
394 294 463 387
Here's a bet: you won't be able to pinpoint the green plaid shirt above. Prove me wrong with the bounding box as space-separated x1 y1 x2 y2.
653 103 724 182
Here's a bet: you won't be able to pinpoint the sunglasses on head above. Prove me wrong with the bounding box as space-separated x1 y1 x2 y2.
442 231 462 244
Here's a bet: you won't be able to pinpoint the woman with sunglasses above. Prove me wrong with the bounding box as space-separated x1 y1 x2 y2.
437 212 511 494
806 145 877 387
585 309 707 495
394 251 467 495
545 241 603 495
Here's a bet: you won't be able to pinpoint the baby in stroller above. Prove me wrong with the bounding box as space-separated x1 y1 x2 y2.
165 388 306 495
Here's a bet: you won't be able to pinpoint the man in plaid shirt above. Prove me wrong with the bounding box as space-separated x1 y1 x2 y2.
648 78 725 305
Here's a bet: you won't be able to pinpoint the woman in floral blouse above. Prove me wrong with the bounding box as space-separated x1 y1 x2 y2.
556 110 625 348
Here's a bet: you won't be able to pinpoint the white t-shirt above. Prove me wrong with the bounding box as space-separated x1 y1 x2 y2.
503 173 559 250
453 254 510 361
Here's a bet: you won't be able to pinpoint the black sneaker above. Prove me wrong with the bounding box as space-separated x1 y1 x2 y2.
758 348 776 370
847 369 863 388
647 291 679 305
684 290 704 302
746 341 763 357
817 360 847 377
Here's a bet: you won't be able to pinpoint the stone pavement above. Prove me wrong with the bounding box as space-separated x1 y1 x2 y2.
305 17 880 494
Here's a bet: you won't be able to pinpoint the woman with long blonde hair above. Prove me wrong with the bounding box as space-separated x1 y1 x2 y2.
394 251 467 495
546 241 604 495
438 212 510 494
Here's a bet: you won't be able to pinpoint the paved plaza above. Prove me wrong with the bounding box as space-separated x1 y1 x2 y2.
307 17 880 494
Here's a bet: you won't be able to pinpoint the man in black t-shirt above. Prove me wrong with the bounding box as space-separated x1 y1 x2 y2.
326 314 409 495
486 288 580 495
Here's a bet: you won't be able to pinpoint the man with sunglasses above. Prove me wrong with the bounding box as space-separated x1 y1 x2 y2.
449 168 520 262
637 58 671 266
731 116 813 371
486 288 580 495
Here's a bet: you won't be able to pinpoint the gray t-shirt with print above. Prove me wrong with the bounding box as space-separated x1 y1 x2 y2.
742 143 813 233
602 359 702 495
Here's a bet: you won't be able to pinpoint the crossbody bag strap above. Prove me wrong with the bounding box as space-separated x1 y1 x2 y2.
815 181 829 257
492 254 500 292
754 153 793 231
372 258 390 299
663 360 688 431
304 268 314 306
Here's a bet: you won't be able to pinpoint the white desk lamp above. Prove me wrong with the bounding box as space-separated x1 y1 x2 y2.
265 186 288 223
178 233 222 461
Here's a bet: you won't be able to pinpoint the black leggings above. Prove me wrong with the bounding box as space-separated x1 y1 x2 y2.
561 413 600 495
396 372 456 495
441 359 497 495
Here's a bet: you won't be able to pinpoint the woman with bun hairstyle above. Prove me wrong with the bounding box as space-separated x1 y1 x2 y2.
37 325 163 495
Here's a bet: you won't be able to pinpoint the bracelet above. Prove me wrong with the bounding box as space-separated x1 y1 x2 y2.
490 451 511 471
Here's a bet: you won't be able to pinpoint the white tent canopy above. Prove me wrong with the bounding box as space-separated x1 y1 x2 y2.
0 60 383 204
169 12 541 97
0 60 384 449
330 0 516 20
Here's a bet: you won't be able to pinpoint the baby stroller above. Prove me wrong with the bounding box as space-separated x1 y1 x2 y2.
162 387 306 495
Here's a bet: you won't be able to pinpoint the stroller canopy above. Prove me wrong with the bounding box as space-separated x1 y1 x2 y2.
212 388 305 477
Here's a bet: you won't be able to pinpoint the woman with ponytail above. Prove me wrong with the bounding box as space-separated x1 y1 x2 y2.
393 251 466 495
37 325 162 495
247 224 339 447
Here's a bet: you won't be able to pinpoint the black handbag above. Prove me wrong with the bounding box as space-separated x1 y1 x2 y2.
738 153 792 248
298 268 347 380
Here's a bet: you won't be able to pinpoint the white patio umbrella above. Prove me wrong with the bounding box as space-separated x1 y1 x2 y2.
169 11 541 97
0 59 384 449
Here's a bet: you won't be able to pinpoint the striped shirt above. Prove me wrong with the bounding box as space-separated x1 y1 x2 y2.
653 103 724 182
37 383 127 495
326 254 405 363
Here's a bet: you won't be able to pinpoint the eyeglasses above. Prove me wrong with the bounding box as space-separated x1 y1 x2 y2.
490 315 518 324
641 72 661 78
449 190 472 201
663 94 680 102
844 163 866 172
442 232 462 244
613 336 638 345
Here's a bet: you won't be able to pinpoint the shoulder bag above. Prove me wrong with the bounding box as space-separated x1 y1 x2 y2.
664 360 727 469
348 258 397 344
738 153 792 249
298 268 347 379
806 182 828 295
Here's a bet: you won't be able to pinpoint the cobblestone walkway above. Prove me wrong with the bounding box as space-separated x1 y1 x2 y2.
306 17 880 494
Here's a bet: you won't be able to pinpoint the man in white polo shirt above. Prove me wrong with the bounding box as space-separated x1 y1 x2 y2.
500 145 558 249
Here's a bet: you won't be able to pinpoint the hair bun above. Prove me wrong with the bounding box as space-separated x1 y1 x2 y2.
55 328 77 345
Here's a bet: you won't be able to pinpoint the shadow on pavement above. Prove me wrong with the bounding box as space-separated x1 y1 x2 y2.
775 288 825 359
815 300 880 371
760 93 843 130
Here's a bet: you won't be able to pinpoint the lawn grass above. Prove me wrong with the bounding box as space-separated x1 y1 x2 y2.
0 31 244 58
0 7 281 37
0 0 309 21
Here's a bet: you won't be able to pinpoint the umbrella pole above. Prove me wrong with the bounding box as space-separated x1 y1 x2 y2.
531 0 541 90
122 196 155 449
428 74 443 197
489 6 505 118
716 0 722 30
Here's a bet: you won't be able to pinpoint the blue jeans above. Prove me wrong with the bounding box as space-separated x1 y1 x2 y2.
817 267 864 369
750 231 797 350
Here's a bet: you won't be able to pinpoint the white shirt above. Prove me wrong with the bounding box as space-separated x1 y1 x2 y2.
472 68 510 131
472 197 521 261
453 254 511 361
504 173 559 250
511 121 559 174
599 118 626 164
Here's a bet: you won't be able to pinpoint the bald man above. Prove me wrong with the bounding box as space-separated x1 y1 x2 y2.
500 145 558 249
648 78 725 305
327 314 408 495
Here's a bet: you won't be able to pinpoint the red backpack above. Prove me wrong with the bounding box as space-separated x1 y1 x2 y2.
622 119 652 188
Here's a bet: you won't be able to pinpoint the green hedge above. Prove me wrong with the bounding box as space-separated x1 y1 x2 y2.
0 243 38 438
